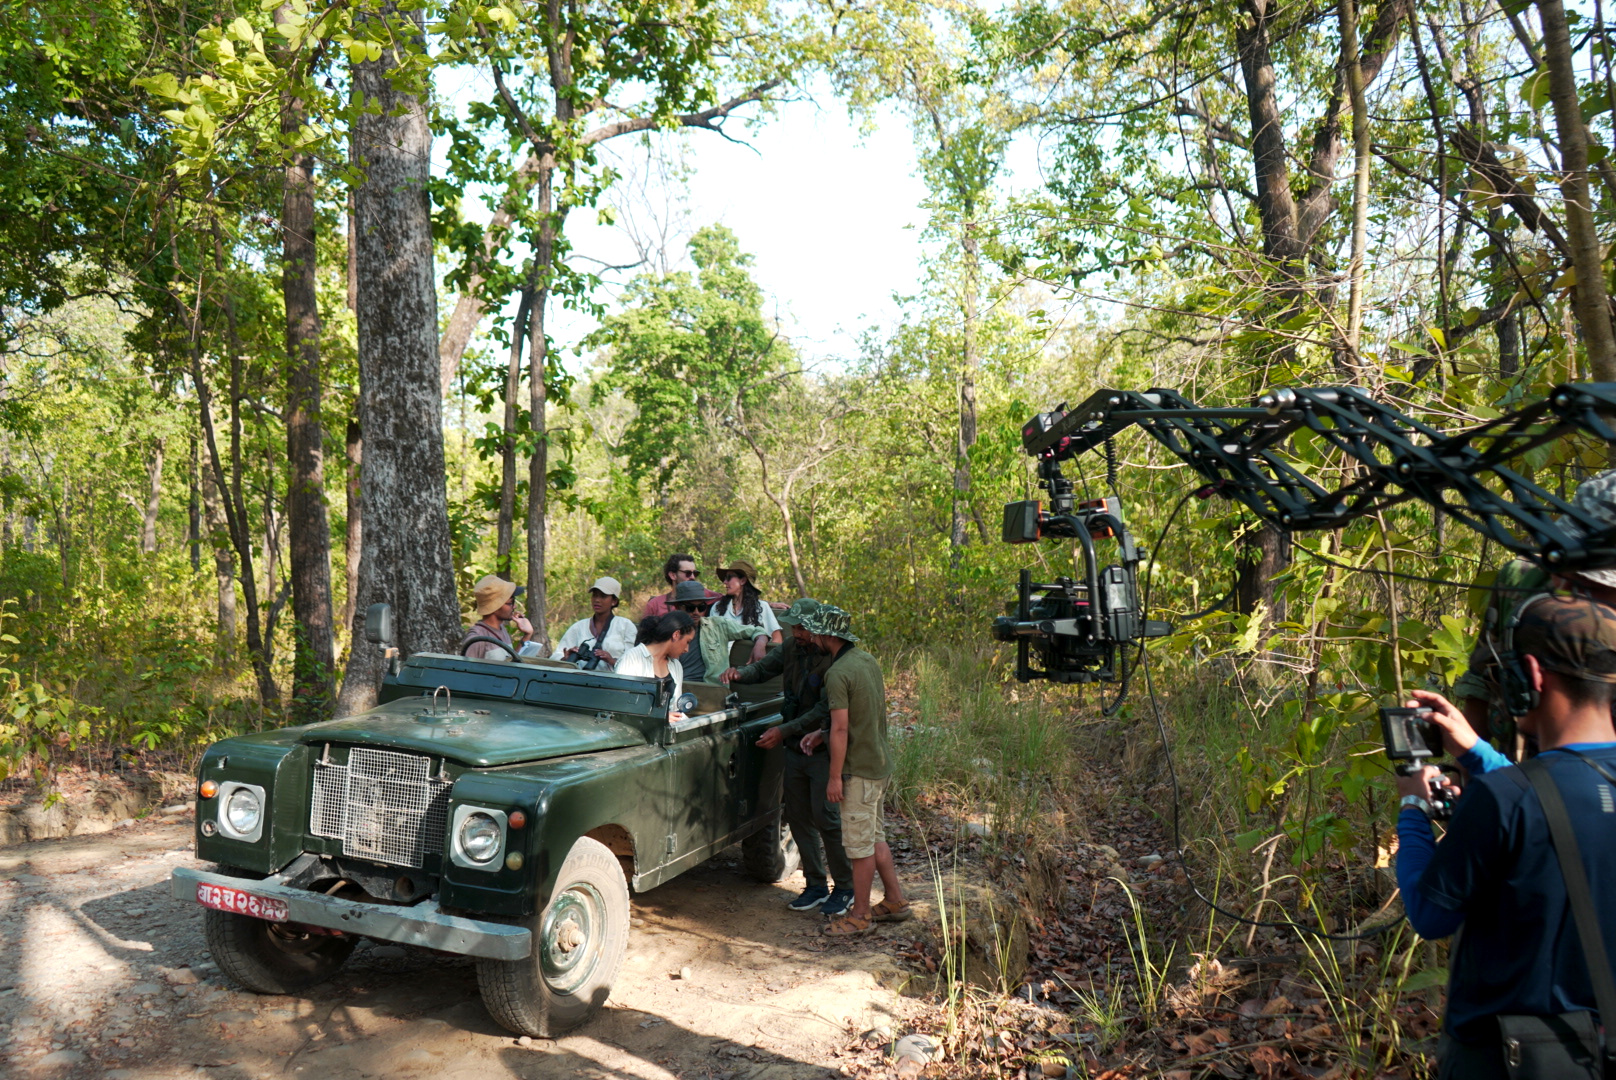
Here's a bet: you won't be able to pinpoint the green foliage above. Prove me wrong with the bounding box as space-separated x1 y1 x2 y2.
589 226 795 483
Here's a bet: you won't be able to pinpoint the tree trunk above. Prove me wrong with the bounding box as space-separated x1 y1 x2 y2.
1235 523 1290 628
192 244 278 707
187 435 201 572
278 18 336 719
526 277 550 649
1337 0 1370 374
341 417 362 648
140 439 163 554
337 3 461 716
498 287 533 578
1536 0 1616 382
951 201 983 565
200 431 238 660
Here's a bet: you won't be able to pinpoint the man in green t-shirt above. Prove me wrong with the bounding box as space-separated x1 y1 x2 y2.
798 605 910 936
720 598 854 914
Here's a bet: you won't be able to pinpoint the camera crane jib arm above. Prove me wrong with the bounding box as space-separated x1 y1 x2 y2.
994 382 1616 690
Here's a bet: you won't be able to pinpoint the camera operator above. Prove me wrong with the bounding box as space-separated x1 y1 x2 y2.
550 577 637 669
1396 595 1616 1078
1453 470 1616 748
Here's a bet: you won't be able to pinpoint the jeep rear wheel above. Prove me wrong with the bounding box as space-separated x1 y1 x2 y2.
477 836 629 1038
202 868 355 995
742 811 800 883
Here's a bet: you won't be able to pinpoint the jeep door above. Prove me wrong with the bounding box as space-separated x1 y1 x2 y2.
658 695 744 864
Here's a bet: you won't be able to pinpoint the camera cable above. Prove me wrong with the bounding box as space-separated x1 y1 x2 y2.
1136 488 1410 941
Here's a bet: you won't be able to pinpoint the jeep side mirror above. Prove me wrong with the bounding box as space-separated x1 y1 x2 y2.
675 692 698 715
365 603 396 646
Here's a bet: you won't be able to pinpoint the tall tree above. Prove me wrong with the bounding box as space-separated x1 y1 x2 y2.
276 3 335 718
336 2 460 714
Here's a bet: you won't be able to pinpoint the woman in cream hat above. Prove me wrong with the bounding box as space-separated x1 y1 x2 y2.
460 575 533 661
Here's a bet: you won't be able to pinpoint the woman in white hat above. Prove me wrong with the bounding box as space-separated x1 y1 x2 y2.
460 575 533 660
551 577 638 669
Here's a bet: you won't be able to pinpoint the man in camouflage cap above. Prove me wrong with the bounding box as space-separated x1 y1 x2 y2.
797 605 910 935
1394 594 1616 1077
1454 469 1616 749
721 598 855 914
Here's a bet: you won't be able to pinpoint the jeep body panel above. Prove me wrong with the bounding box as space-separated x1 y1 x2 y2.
184 653 788 922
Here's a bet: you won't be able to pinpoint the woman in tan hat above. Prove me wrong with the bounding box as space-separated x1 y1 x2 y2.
711 559 782 646
460 575 533 660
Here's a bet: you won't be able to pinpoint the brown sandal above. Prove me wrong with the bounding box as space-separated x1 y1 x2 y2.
871 899 913 923
823 914 873 936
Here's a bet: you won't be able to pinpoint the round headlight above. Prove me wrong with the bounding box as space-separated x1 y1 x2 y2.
224 787 262 835
458 812 503 864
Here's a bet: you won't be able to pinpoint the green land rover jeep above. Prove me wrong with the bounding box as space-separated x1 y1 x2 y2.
168 605 797 1037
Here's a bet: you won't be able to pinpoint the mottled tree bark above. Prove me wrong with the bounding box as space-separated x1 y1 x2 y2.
336 3 461 716
278 12 336 719
341 417 362 647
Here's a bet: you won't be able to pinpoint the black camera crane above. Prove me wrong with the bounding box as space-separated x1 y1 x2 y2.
995 382 1616 690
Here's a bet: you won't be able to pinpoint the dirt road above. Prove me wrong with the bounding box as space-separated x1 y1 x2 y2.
0 817 927 1080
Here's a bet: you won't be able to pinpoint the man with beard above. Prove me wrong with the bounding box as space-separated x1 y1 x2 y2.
723 598 854 914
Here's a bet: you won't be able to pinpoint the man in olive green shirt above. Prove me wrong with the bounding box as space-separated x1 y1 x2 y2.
721 598 854 913
799 605 909 935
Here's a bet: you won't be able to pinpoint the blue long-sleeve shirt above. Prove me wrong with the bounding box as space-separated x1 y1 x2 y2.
1396 741 1615 939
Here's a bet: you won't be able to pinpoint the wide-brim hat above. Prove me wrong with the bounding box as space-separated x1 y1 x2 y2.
474 575 525 616
590 576 623 599
798 603 858 643
671 579 720 606
778 598 822 627
1560 469 1616 588
716 559 761 587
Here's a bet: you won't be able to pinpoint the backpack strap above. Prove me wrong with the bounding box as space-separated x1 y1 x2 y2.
1520 756 1616 1070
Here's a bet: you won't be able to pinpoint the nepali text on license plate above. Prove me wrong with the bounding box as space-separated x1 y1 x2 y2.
196 882 289 922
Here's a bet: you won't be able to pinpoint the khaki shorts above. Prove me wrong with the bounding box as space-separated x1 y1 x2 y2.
840 774 888 859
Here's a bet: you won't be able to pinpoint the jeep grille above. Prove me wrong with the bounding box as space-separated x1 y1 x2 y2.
310 747 452 869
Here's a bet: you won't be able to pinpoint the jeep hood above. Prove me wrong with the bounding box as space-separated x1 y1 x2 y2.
298 701 647 767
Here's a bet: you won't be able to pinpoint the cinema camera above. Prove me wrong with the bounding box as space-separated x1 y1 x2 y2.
992 383 1616 707
991 407 1171 687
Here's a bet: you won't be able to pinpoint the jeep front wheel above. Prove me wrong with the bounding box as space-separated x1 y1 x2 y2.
202 869 355 995
477 836 629 1038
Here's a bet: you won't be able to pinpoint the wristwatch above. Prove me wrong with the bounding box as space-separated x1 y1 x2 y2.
1400 794 1434 818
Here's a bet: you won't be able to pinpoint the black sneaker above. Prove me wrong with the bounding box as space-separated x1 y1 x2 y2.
787 886 830 911
820 888 854 917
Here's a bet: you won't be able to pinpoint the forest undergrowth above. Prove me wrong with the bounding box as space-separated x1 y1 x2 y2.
881 642 1448 1080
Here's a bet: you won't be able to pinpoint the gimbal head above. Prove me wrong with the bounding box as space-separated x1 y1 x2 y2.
992 413 1170 689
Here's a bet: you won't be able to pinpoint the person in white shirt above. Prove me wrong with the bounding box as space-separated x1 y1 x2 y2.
615 611 696 718
551 577 637 669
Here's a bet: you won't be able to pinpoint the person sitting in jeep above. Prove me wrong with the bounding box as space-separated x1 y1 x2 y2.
460 575 533 660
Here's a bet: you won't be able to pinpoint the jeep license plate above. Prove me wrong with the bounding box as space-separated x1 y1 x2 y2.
196 882 289 922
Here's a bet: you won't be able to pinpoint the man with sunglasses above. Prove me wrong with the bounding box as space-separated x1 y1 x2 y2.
644 553 712 619
666 579 767 684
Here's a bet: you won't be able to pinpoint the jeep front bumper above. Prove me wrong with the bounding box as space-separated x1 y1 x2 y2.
170 865 532 961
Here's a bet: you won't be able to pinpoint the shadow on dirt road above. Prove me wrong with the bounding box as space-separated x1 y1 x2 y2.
0 817 927 1079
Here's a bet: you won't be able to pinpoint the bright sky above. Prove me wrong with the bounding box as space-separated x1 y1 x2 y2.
547 97 935 364
437 71 1052 371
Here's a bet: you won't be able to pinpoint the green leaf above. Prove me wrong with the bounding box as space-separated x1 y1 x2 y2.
1524 68 1552 112
1403 968 1449 992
